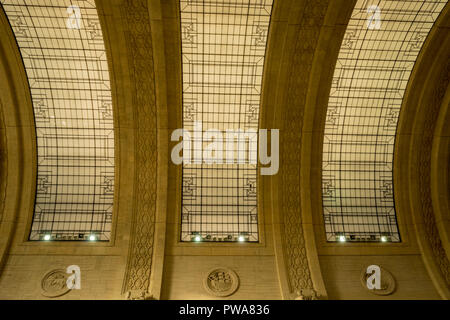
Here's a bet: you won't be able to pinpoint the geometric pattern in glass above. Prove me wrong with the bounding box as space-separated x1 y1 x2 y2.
322 0 447 242
1 0 114 241
180 0 273 242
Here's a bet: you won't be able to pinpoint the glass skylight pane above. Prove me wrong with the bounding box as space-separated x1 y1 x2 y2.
1 0 114 241
180 0 273 242
322 0 447 242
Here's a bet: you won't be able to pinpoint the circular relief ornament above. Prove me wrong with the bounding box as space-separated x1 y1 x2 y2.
360 266 396 296
203 268 239 297
41 269 71 298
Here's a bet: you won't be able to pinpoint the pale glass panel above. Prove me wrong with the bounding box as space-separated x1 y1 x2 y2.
1 0 114 241
323 0 447 242
180 0 273 242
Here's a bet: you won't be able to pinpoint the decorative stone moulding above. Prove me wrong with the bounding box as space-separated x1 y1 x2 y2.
203 268 240 297
125 290 156 300
41 269 71 298
293 288 321 300
360 266 396 296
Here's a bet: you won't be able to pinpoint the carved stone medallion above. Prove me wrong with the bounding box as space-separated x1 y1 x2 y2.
203 268 239 297
360 266 396 296
41 269 71 298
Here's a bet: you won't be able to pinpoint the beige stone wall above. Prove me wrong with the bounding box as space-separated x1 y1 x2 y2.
0 256 124 300
162 256 281 300
319 255 440 300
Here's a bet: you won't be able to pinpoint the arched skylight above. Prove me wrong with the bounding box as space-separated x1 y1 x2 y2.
180 0 273 242
1 0 114 241
322 0 447 242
